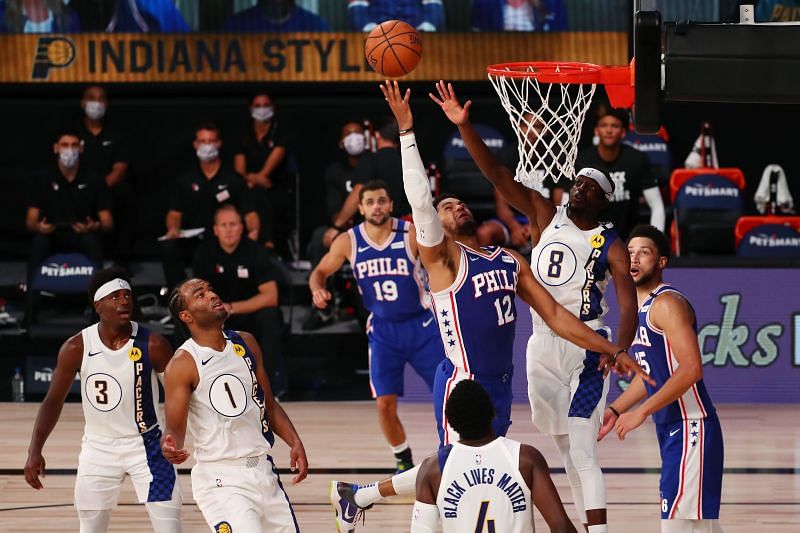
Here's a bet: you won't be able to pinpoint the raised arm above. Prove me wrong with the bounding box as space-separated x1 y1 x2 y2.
429 80 556 233
24 334 83 490
308 231 352 309
239 331 308 484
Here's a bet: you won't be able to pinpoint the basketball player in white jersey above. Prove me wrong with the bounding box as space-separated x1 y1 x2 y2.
161 277 308 532
431 81 643 533
23 266 183 533
599 225 724 533
330 80 647 533
411 379 577 533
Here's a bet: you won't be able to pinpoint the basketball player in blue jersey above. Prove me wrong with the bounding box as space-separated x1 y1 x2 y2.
310 179 442 473
599 225 724 533
23 266 183 533
431 80 642 533
329 80 647 533
411 379 577 533
161 277 307 532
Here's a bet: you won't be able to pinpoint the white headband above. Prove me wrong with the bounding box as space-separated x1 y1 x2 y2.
576 167 614 199
93 278 132 302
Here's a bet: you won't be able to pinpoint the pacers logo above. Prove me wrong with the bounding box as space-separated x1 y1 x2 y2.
32 37 76 80
214 522 232 533
233 343 246 357
128 347 143 362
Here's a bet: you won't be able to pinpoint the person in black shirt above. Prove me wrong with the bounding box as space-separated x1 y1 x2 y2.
26 129 113 320
192 204 287 396
330 116 410 238
162 123 259 290
76 85 134 262
574 105 665 239
233 91 293 253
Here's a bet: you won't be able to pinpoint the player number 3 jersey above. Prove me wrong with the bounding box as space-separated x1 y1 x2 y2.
436 437 533 533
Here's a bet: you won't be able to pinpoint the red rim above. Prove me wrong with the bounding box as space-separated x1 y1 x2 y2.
487 61 631 86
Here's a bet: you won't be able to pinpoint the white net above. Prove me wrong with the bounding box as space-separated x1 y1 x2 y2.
488 64 597 191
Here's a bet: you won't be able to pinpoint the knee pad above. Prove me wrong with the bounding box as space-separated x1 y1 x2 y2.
78 509 111 533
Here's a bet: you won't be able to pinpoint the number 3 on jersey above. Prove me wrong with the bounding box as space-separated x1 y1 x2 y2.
493 295 514 326
474 500 496 533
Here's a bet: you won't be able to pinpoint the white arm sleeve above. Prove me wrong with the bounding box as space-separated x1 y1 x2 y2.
643 186 666 231
400 133 444 247
410 501 440 533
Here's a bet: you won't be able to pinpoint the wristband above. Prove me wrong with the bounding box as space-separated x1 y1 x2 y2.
608 405 620 418
612 349 626 362
399 128 414 135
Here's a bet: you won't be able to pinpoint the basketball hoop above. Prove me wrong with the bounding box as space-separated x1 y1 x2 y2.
487 61 634 190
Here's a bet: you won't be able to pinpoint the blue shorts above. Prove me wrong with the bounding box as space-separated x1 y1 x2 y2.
433 358 513 448
657 413 724 520
368 312 442 398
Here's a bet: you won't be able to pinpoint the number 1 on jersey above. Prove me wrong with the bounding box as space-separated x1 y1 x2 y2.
493 295 514 326
474 500 495 533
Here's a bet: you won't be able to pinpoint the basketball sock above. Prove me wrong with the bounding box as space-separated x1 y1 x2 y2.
145 501 182 533
78 509 111 533
390 464 421 497
393 444 413 466
552 434 587 524
568 419 607 511
391 441 410 455
588 525 608 533
354 482 383 508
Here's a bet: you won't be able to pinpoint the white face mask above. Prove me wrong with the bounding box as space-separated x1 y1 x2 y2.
342 132 365 156
251 106 274 122
196 143 219 162
59 147 80 168
84 101 106 120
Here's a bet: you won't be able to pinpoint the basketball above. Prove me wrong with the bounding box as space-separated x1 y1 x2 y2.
364 20 423 78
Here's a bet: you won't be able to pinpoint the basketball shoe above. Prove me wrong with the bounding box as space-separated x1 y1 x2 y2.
330 480 371 532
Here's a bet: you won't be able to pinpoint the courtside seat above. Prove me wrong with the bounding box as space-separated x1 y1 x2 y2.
735 216 800 257
669 167 745 256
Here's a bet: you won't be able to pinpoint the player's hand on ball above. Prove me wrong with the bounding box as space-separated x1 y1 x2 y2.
379 80 413 131
24 452 46 490
429 80 472 126
597 408 618 442
615 409 647 440
161 433 190 464
312 288 332 309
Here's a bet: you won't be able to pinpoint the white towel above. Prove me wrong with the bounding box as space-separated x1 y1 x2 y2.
754 164 795 214
684 123 719 169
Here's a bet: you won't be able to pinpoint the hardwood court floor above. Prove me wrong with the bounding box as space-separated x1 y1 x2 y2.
1 402 797 532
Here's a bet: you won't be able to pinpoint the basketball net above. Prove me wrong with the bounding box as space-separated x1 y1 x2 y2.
488 65 596 191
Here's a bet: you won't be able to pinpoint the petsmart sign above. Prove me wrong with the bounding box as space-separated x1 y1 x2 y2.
0 32 627 83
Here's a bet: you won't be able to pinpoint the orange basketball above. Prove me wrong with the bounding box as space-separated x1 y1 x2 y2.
364 20 423 78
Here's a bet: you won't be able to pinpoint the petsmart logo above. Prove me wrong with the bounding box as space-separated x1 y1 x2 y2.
40 263 94 277
33 367 81 384
451 137 504 149
683 184 739 198
747 233 800 247
32 36 76 80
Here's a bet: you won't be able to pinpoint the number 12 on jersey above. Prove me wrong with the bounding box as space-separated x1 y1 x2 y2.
493 295 515 326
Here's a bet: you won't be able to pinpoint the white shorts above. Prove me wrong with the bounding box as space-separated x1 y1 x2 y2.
192 455 299 533
74 430 181 511
526 328 610 436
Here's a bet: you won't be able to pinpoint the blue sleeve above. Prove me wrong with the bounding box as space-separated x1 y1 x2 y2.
137 0 189 32
348 0 372 30
421 0 444 29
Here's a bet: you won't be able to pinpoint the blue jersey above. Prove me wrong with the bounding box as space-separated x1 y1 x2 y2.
631 285 716 425
349 218 429 321
430 243 520 377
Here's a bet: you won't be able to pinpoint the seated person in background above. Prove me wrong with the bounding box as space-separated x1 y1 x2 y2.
222 0 329 32
75 85 135 263
476 189 531 253
0 0 81 32
26 129 113 320
69 0 187 32
192 204 287 397
347 0 444 32
233 91 292 253
574 104 665 239
471 0 567 32
162 122 259 291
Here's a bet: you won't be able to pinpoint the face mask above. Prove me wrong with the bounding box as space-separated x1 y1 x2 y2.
342 132 365 156
59 147 80 168
84 101 106 120
196 143 219 162
251 106 274 122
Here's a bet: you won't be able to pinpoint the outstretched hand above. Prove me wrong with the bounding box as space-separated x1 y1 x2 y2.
161 433 190 465
598 350 656 386
379 80 413 131
429 80 472 126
